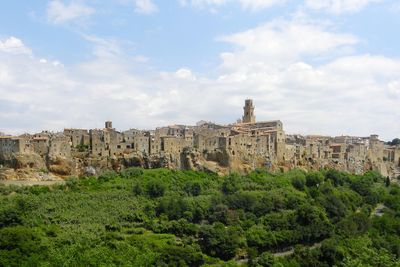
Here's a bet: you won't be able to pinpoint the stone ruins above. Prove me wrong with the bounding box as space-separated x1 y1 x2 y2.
1 99 399 179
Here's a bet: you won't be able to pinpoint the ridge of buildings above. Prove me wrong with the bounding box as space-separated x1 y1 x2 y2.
0 99 399 177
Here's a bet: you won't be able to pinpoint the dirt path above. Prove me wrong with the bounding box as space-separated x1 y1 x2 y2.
273 242 322 258
0 180 66 186
236 241 323 265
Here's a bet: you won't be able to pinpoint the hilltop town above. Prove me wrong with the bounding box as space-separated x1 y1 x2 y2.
0 99 399 180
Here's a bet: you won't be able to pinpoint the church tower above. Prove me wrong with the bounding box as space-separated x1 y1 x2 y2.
105 121 113 130
242 99 256 123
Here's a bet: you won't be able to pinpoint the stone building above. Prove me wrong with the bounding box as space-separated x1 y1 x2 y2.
64 129 90 148
242 99 256 123
0 136 31 159
48 134 71 159
1 99 399 178
30 132 50 156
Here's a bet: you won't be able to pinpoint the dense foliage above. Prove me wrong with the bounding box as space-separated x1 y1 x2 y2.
387 138 400 146
0 168 399 266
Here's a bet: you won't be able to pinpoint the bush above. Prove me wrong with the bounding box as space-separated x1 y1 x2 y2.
98 170 119 182
120 167 143 179
325 169 349 186
256 252 275 266
222 174 242 194
199 223 244 260
156 245 205 267
306 172 324 187
246 224 276 252
0 207 22 227
292 175 306 191
184 181 202 196
132 183 143 196
146 180 166 198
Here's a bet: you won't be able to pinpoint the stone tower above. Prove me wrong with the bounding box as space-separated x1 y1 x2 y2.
242 99 256 123
105 121 113 129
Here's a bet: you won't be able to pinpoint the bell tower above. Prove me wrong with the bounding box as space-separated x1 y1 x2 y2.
105 121 113 130
242 99 256 123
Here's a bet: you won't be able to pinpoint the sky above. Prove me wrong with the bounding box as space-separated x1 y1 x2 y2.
0 0 399 140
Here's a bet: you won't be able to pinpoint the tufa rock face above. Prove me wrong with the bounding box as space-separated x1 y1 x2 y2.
0 167 62 181
47 156 73 176
11 153 46 170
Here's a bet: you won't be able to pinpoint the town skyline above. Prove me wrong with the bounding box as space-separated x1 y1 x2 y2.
1 1 399 140
0 98 396 142
2 99 399 180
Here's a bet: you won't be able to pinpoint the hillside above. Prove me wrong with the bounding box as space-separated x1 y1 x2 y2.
0 168 399 266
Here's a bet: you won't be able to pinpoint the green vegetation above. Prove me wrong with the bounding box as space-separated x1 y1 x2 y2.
0 168 400 266
387 138 400 146
75 144 89 152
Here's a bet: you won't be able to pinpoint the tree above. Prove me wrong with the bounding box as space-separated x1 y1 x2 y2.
292 175 306 190
256 252 275 266
295 204 333 242
156 245 204 267
184 181 202 196
0 226 48 266
246 224 276 252
306 172 324 187
120 167 143 179
209 204 229 224
336 212 370 236
319 193 348 223
387 138 400 146
146 180 166 198
98 170 118 182
0 207 22 228
319 238 345 266
325 169 348 186
132 183 143 196
221 174 242 194
199 223 244 260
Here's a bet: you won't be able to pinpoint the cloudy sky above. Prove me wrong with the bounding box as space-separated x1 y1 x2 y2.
0 0 399 140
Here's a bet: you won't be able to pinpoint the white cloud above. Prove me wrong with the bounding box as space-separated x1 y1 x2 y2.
387 80 400 97
134 0 158 14
214 18 400 139
218 18 358 69
175 68 197 80
305 0 381 14
391 2 400 13
0 37 32 55
1 16 399 140
182 0 382 13
47 0 95 24
238 0 283 10
180 0 283 11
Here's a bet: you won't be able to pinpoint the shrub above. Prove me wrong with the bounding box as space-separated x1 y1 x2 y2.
120 168 143 179
0 207 22 227
98 170 119 182
292 175 306 191
306 172 324 187
222 174 242 194
146 180 166 198
184 181 202 196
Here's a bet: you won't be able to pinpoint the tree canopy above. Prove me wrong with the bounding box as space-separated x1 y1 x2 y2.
0 167 399 266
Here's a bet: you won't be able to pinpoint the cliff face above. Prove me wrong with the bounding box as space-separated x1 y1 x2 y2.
0 153 62 181
3 146 398 181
